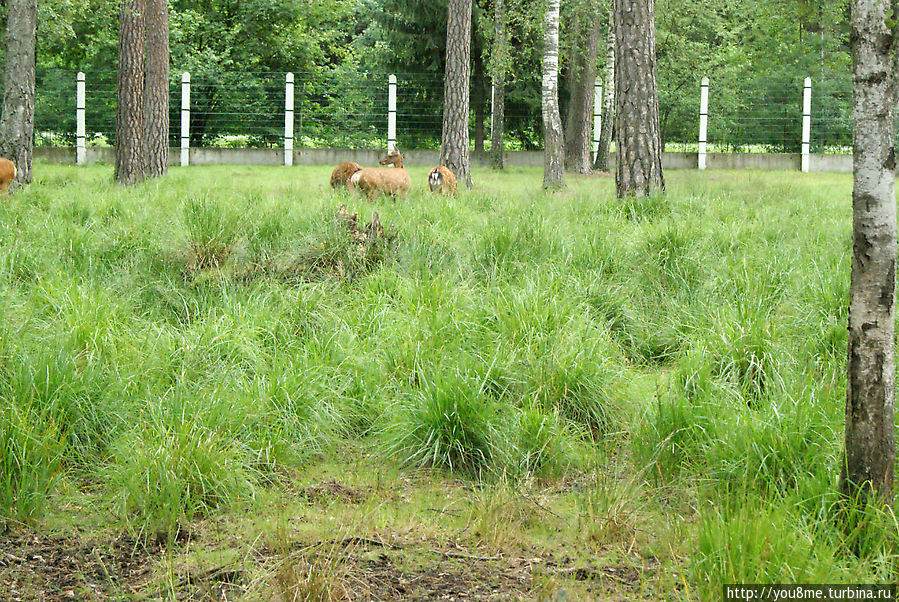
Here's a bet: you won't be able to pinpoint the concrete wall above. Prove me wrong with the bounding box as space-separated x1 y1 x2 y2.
706 152 801 171
809 154 852 173
33 146 853 173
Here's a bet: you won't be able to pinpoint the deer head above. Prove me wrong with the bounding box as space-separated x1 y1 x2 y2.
379 149 404 168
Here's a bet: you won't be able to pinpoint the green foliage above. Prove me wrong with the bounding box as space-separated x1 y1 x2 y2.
27 0 854 151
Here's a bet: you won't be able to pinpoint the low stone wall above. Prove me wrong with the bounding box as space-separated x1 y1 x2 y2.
809 154 852 173
33 147 854 172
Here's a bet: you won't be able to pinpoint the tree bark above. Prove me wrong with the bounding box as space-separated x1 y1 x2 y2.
594 12 614 172
542 0 564 190
565 5 600 174
473 53 486 154
839 0 897 506
490 0 507 170
143 0 170 178
115 0 146 185
0 0 36 187
613 0 664 197
440 0 473 188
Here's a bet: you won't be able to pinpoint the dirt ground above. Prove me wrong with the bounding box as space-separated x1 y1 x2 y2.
0 529 653 600
0 484 661 601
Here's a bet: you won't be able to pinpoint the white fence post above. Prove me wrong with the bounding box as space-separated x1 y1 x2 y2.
76 72 85 165
388 74 397 152
801 76 811 173
698 77 709 170
593 77 602 160
284 73 295 167
180 72 190 167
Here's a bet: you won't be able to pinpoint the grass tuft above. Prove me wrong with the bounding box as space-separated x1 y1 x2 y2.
182 196 243 271
383 369 500 476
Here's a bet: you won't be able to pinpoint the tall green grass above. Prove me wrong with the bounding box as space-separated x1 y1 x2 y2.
0 164 887 586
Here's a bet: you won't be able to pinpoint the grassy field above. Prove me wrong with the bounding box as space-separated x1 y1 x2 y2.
0 163 895 600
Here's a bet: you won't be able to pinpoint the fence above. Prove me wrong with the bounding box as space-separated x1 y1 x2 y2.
30 67 856 169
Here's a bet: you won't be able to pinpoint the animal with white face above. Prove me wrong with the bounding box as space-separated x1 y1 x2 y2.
427 165 457 196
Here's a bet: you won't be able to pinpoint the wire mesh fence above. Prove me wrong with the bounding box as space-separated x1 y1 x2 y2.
28 67 855 155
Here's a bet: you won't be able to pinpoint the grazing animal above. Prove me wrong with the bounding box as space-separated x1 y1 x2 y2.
427 165 457 196
330 161 363 189
0 158 16 194
348 149 411 201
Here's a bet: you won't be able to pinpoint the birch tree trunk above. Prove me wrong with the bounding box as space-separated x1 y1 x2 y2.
490 0 507 170
594 13 615 172
440 0 473 188
115 0 146 185
0 0 37 187
565 8 600 174
542 0 565 190
613 0 664 197
839 0 897 506
143 0 170 179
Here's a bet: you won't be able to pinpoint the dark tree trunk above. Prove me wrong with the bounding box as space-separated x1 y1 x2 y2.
440 0 473 188
613 0 663 197
473 53 486 154
594 11 614 172
564 10 585 168
839 0 897 507
115 0 146 185
565 7 600 174
490 0 507 170
542 0 564 190
0 0 36 187
143 0 170 178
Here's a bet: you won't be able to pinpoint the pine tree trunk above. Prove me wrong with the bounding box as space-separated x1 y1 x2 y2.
490 0 507 170
542 0 564 190
115 0 146 185
0 0 36 187
143 0 170 178
565 9 600 174
440 0 473 188
613 0 663 197
594 13 614 172
839 0 897 506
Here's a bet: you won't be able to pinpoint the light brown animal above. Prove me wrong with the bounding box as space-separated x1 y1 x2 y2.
0 158 16 193
330 161 362 189
348 149 411 201
427 165 457 196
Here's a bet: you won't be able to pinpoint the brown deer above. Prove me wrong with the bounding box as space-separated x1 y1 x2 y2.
427 165 457 196
0 158 16 194
330 161 363 190
348 149 411 201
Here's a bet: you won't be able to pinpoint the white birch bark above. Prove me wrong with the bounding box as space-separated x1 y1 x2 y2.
840 0 897 505
542 0 565 190
594 12 615 172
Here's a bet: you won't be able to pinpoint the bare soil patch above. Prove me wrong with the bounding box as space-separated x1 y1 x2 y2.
300 479 367 505
0 529 158 601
